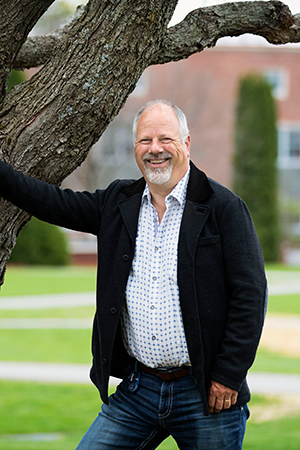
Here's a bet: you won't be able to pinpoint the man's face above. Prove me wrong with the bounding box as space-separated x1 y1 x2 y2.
134 104 190 191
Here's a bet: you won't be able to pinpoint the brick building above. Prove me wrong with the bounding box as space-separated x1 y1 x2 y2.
75 45 299 192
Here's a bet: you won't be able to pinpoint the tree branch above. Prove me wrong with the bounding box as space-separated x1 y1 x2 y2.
13 35 59 71
0 0 55 105
150 1 297 65
13 0 180 71
13 5 86 70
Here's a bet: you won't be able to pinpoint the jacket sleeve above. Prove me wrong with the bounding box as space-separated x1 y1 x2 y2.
210 195 268 391
0 159 108 235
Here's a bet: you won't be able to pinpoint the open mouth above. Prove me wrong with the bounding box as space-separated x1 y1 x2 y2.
143 155 172 167
147 158 169 165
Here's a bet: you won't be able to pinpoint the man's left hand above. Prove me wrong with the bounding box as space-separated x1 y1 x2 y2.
208 380 238 414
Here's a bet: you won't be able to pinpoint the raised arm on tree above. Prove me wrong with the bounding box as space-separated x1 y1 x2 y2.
0 0 299 285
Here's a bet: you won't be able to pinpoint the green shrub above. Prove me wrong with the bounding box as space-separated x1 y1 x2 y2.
233 73 280 262
10 217 69 266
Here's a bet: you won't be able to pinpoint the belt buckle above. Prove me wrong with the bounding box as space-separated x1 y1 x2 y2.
156 367 172 374
155 366 182 377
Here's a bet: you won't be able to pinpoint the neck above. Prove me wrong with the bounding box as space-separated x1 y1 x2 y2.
149 190 167 223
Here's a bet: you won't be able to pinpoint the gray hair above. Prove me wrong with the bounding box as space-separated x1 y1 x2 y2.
132 99 190 144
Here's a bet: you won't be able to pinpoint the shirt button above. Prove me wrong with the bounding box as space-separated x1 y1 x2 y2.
122 254 129 261
150 305 155 310
153 218 157 223
110 307 117 314
154 246 159 252
152 335 156 341
152 276 157 281
102 358 107 365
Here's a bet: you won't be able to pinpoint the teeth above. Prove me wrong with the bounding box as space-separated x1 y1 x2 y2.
149 159 166 164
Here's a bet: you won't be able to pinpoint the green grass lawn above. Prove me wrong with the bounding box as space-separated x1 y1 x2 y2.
0 329 92 364
0 266 97 296
265 263 300 272
0 263 300 449
251 347 300 374
267 294 300 315
0 381 102 450
0 381 177 450
244 414 300 450
0 381 299 450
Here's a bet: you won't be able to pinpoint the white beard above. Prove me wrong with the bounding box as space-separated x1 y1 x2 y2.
144 161 173 185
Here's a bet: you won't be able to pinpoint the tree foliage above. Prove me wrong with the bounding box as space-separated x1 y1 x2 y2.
6 71 26 94
233 73 280 261
0 0 299 283
10 217 69 266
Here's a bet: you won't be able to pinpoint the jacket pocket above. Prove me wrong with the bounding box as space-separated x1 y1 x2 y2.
196 235 220 247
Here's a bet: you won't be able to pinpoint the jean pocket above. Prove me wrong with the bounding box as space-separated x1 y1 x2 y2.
241 403 250 420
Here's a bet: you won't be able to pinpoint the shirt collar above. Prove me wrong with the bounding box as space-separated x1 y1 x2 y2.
142 165 190 206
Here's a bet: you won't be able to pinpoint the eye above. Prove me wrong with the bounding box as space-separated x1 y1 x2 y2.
139 139 151 144
161 137 172 143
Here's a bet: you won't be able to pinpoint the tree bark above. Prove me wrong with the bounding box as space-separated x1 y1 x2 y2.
0 0 299 285
151 1 296 65
0 0 55 106
12 5 86 71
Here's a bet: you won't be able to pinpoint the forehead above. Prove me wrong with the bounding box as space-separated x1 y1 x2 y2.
136 104 179 135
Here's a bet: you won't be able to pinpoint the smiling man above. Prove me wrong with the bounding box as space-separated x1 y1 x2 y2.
0 100 267 449
134 102 190 224
135 102 190 186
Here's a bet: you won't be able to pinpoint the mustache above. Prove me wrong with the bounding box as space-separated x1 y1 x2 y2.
142 152 172 162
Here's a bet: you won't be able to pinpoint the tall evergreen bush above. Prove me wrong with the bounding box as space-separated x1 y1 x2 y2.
10 217 69 265
233 73 280 261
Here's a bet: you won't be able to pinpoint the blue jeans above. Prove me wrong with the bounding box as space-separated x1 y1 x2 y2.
76 366 249 450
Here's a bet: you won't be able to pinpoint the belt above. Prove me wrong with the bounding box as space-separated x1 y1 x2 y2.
138 362 190 381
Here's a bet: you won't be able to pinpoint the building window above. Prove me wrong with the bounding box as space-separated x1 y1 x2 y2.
278 124 300 168
264 68 289 100
289 131 300 158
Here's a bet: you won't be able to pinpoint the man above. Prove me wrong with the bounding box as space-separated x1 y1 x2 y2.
0 100 267 449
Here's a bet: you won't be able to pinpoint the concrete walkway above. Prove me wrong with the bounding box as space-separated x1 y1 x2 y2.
0 292 95 310
0 318 93 328
0 361 299 395
1 311 300 330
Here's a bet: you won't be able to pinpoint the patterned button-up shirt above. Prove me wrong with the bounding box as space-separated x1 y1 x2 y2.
121 166 191 368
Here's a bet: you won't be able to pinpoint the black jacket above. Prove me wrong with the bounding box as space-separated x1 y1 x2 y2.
0 160 267 415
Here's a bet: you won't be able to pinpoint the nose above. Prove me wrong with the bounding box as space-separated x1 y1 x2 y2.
148 138 163 154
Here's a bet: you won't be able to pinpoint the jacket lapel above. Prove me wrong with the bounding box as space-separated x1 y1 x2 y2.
179 161 213 262
118 177 145 243
178 201 211 265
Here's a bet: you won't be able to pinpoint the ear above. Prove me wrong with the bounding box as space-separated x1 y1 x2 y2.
185 135 191 157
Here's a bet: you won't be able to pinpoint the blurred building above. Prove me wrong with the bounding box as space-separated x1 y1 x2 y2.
63 44 300 263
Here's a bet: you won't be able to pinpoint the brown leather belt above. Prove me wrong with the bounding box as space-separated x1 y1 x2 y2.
138 362 190 381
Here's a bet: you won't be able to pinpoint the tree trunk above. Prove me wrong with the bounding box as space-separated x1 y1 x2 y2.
0 0 299 285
